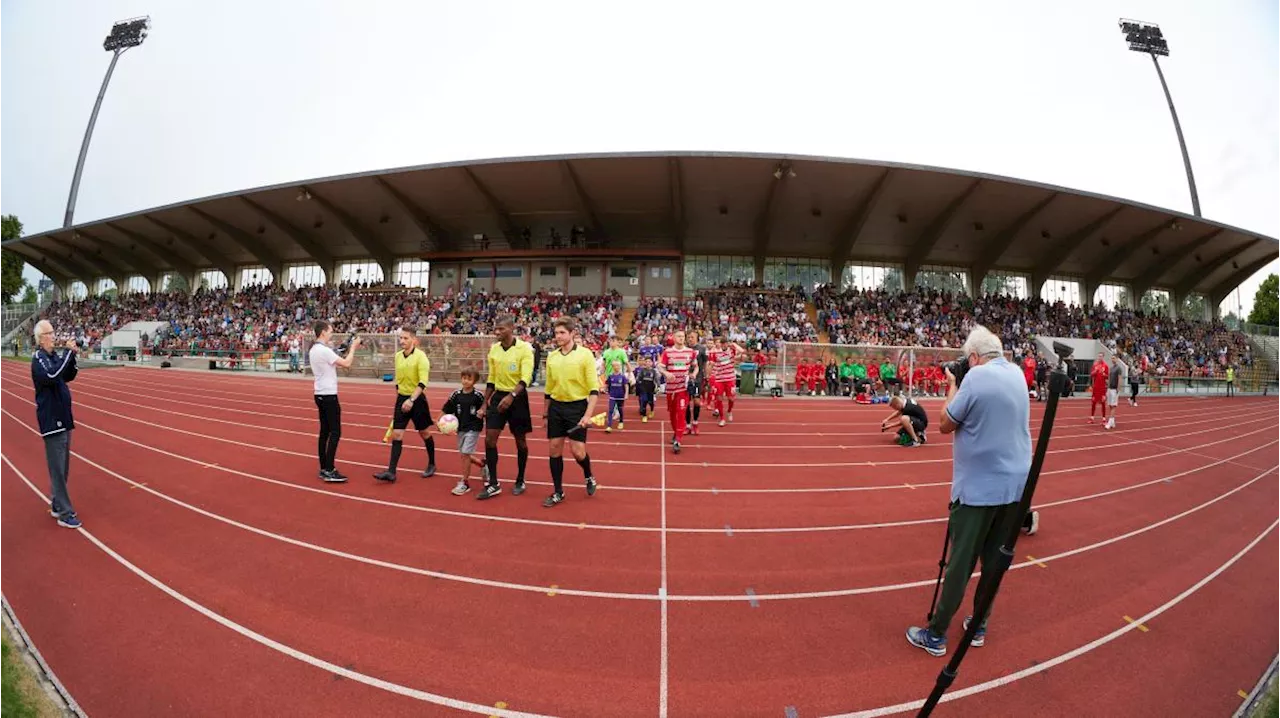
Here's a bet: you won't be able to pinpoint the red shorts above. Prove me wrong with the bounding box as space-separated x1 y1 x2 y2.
714 380 736 397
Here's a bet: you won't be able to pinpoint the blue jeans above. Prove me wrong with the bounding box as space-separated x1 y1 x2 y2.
44 430 74 517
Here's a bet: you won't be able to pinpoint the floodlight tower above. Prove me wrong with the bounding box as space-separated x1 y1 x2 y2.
1118 19 1200 217
63 16 151 229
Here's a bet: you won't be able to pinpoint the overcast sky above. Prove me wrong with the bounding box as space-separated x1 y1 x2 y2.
3 0 1277 314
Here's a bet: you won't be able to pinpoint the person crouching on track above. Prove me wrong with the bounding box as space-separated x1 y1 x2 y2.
906 325 1032 657
635 357 658 421
310 320 361 483
542 317 600 507
373 326 438 482
444 368 489 496
880 395 928 447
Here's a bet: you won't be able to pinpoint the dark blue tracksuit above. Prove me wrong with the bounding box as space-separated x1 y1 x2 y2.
32 348 78 518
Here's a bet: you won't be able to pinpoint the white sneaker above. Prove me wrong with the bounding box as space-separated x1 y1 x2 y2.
451 480 471 496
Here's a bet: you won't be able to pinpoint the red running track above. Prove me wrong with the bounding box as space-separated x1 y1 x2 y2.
1 363 1276 717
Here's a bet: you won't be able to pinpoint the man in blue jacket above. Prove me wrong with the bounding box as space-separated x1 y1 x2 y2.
31 320 81 529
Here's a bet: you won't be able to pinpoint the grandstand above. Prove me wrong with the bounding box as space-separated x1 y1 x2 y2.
3 151 1277 390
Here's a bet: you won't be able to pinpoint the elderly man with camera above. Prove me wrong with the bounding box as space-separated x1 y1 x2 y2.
31 319 83 529
907 325 1032 657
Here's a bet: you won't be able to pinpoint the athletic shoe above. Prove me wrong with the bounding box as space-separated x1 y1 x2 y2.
512 480 527 496
617 423 624 430
452 480 472 496
642 416 649 423
319 470 348 484
478 483 504 500
331 469 349 481
586 477 598 497
421 464 437 478
50 506 60 518
906 626 946 657
963 616 987 646
919 431 928 444
673 441 682 455
57 513 82 529
1024 510 1040 536
373 471 397 482
543 492 564 508
606 426 613 433
718 420 726 427
727 413 733 422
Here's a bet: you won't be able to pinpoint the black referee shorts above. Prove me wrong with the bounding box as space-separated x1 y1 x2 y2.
547 398 589 443
392 394 433 432
486 389 533 435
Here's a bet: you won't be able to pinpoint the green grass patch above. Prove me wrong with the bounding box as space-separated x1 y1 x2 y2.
1251 673 1279 718
2 634 39 718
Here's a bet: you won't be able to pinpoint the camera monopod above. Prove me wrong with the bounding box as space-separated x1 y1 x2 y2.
915 369 1068 718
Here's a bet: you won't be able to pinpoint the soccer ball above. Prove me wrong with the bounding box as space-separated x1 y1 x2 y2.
436 414 459 435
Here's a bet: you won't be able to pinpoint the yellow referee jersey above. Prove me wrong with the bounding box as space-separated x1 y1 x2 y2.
487 339 534 392
394 347 431 396
545 344 598 402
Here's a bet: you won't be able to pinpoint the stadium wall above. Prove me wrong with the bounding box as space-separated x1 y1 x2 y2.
428 259 679 298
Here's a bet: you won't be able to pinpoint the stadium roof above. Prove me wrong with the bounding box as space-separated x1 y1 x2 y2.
5 151 1277 304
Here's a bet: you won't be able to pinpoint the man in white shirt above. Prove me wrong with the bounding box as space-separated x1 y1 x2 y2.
310 320 360 483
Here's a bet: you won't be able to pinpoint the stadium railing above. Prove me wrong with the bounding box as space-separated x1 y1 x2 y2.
306 334 496 385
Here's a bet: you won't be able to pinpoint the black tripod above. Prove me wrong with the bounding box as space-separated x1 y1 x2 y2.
916 370 1068 717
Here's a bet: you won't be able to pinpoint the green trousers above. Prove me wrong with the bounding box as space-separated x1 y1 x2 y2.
928 500 1023 636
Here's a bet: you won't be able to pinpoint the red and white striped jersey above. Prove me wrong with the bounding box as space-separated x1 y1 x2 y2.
660 346 697 393
707 347 739 383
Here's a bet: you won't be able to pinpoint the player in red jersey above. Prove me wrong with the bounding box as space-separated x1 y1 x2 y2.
708 337 744 427
1089 352 1110 423
1022 352 1037 398
659 330 699 454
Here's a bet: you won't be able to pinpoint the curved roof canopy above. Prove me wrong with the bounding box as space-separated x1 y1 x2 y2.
5 151 1276 304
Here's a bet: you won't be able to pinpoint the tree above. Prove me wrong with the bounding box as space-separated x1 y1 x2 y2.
1180 294 1207 321
981 273 1021 297
1 214 27 305
878 267 903 292
20 285 37 304
1247 274 1278 326
1140 290 1170 317
916 269 968 295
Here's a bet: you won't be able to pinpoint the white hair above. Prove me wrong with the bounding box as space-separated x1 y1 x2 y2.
33 319 52 340
961 324 1003 360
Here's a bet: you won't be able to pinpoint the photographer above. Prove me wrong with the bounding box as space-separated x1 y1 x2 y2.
309 320 361 483
907 325 1032 657
31 320 82 529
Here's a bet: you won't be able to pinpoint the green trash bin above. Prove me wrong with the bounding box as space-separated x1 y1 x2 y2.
739 362 758 395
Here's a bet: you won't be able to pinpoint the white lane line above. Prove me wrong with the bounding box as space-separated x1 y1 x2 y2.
0 404 1272 535
658 420 670 718
1 422 1272 603
826 519 1280 717
0 455 554 718
0 381 1264 491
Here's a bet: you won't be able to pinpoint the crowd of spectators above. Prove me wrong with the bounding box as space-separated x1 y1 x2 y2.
37 278 1257 380
813 286 1254 377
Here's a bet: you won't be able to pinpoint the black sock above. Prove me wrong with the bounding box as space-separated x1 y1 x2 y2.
550 456 564 495
423 435 436 465
576 455 593 480
485 445 500 484
693 405 701 423
517 447 529 482
389 440 403 472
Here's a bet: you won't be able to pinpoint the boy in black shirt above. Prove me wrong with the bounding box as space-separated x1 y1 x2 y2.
443 368 490 496
634 357 659 422
879 394 929 447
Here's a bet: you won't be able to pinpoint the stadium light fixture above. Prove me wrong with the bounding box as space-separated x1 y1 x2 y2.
63 16 152 228
1117 19 1200 217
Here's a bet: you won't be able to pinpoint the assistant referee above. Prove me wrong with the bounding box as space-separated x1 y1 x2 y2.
373 325 438 482
542 316 599 508
477 315 534 500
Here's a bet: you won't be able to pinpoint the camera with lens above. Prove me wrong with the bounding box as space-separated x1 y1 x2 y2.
337 330 358 353
944 356 971 387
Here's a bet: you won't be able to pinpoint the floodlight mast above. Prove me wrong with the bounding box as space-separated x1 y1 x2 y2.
1118 19 1200 217
63 16 151 229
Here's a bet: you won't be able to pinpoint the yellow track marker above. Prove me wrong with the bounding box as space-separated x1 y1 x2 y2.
129 483 148 490
1026 555 1048 568
1123 615 1150 632
490 700 509 717
1238 689 1249 699
546 585 558 597
578 522 585 530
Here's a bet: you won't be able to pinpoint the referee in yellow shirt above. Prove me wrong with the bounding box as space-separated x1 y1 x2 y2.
542 316 599 507
476 315 534 500
373 326 438 482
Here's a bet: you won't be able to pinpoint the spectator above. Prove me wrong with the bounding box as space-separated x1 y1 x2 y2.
31 319 82 529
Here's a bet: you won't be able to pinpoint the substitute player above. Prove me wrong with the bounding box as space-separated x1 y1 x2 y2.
542 317 600 507
1088 351 1109 424
659 329 698 454
708 336 744 426
373 326 438 482
478 315 534 500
